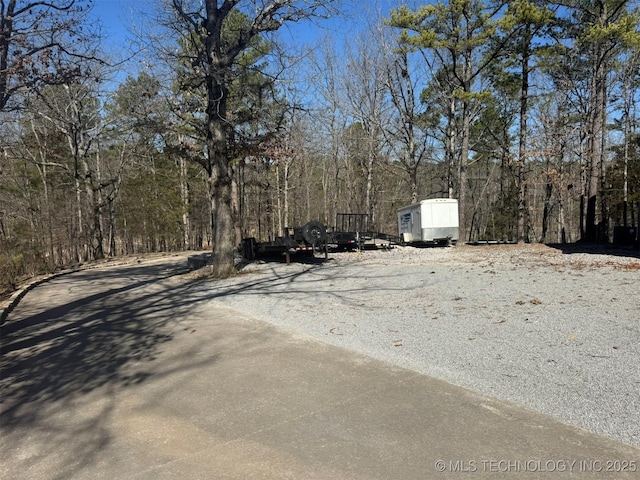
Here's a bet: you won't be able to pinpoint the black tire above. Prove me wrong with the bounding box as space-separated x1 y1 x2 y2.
301 221 327 246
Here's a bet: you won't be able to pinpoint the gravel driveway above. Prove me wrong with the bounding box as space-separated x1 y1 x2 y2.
186 244 640 447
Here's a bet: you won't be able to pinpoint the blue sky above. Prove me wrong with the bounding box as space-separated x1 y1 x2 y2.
88 0 403 49
88 0 403 87
90 0 131 46
89 0 145 88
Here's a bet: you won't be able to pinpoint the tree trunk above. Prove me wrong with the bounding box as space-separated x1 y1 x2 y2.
459 100 471 242
446 96 456 200
284 160 290 231
275 162 282 235
541 178 553 243
74 167 84 262
210 170 236 274
208 101 236 275
180 155 191 249
517 29 531 243
366 148 375 227
35 159 56 267
231 162 242 246
204 3 235 275
583 18 610 243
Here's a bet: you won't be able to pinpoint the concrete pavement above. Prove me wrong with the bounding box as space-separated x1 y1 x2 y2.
1 259 639 479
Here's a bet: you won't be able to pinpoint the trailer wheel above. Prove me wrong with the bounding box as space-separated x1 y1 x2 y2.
301 221 327 246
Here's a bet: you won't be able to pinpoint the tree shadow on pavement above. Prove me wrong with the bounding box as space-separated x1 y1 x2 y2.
0 262 222 478
0 256 414 479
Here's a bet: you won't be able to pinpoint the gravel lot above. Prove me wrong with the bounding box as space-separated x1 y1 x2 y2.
189 243 640 447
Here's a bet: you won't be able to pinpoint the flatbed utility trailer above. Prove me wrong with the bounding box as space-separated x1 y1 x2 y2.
326 213 368 251
359 232 400 250
398 198 459 245
241 221 328 263
326 230 359 251
327 213 399 251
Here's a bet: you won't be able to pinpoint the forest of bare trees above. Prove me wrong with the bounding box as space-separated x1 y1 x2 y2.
2 0 640 292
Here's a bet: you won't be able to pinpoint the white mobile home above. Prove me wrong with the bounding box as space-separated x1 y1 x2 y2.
398 198 459 245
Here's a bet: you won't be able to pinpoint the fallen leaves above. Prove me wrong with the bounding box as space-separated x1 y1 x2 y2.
515 299 542 305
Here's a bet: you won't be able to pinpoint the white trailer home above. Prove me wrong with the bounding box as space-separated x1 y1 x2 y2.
398 198 459 245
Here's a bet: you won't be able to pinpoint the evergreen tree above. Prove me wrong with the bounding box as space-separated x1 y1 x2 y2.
388 0 508 241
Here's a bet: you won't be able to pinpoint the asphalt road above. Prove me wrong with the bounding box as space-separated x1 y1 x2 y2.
1 255 639 479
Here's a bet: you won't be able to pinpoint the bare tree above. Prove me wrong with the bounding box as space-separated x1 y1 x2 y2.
29 81 115 261
1 0 101 112
341 32 388 228
381 42 431 205
308 37 349 226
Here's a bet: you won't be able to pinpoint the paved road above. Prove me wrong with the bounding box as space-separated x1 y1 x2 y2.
1 256 639 479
